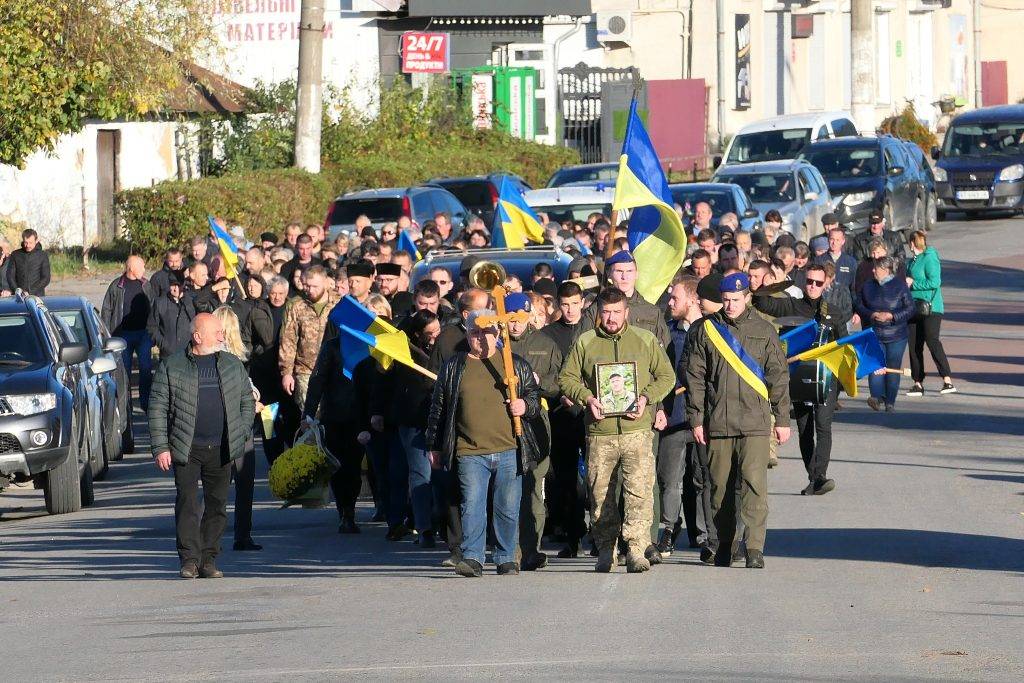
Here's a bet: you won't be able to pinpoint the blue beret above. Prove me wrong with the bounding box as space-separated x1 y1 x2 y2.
504 292 532 313
719 272 750 293
604 250 635 267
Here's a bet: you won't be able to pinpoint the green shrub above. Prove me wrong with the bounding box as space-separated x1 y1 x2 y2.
878 104 937 154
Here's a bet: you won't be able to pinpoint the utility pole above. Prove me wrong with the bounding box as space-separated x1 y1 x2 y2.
294 0 324 173
850 0 874 133
715 0 726 150
973 0 983 107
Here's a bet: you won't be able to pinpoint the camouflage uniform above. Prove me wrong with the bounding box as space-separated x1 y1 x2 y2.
587 431 655 552
278 291 340 409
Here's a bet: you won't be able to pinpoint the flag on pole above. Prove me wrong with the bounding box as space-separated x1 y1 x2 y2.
328 296 400 379
791 329 886 397
208 215 240 279
491 177 545 249
613 99 687 304
339 325 436 381
779 320 820 358
397 229 421 262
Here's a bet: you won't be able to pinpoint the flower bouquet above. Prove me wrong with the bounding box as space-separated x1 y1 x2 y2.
268 419 339 508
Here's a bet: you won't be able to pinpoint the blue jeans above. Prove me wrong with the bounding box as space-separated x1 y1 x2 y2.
119 329 152 411
868 338 908 406
400 426 443 533
457 449 521 566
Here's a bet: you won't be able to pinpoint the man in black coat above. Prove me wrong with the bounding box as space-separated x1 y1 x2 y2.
101 256 156 410
148 273 196 359
7 229 50 296
149 248 186 300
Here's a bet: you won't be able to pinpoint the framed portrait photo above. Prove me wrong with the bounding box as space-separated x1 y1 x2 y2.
595 361 639 417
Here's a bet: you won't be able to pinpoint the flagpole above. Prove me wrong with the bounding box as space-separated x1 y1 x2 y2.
232 274 248 300
407 363 438 382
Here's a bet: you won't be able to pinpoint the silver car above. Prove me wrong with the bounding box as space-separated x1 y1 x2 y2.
713 159 833 242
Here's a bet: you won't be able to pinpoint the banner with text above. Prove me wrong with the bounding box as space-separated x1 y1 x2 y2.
735 14 751 110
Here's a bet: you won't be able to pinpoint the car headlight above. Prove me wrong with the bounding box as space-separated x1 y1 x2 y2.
841 191 876 206
933 166 947 182
3 393 57 416
998 163 1024 182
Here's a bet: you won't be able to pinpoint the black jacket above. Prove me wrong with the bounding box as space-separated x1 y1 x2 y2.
8 247 50 295
849 229 906 265
101 275 155 334
425 352 543 473
303 322 360 425
147 294 196 358
377 343 434 429
149 263 186 300
428 321 468 371
752 288 853 341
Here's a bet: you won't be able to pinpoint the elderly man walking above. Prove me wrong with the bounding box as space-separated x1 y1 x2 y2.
101 255 156 410
150 313 255 579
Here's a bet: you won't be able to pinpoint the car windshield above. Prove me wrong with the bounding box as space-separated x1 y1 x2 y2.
0 314 45 364
547 166 618 187
802 148 881 179
942 122 1024 158
329 197 403 225
530 203 612 223
727 129 812 164
434 182 493 209
668 189 737 216
721 173 796 203
52 310 91 347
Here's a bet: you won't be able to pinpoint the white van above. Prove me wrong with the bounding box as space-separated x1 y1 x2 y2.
718 112 858 168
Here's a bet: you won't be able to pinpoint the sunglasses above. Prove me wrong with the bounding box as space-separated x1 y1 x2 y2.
805 278 826 287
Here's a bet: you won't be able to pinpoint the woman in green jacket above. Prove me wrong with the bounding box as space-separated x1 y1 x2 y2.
905 231 957 397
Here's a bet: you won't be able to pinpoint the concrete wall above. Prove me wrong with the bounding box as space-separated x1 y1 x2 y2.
979 0 1024 104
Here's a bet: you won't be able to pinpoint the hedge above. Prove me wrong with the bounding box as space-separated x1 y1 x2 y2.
117 132 578 258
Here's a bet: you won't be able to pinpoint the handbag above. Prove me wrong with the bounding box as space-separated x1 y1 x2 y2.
913 288 937 320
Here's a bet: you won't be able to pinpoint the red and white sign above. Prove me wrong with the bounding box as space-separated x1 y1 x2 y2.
401 31 450 74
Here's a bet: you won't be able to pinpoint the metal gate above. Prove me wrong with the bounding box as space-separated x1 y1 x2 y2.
557 62 639 164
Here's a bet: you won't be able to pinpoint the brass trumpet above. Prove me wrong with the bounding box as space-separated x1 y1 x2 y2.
467 260 507 291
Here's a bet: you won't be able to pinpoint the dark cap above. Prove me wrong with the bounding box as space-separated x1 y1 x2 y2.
259 231 278 244
375 262 402 277
532 278 557 298
821 213 839 226
869 209 884 223
696 272 723 304
347 260 375 279
459 254 482 276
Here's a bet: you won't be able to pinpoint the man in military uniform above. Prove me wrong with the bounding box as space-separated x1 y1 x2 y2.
278 265 341 410
604 374 636 413
685 272 791 569
560 288 674 573
505 293 562 571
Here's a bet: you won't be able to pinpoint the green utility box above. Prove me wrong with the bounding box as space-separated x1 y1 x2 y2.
452 66 538 140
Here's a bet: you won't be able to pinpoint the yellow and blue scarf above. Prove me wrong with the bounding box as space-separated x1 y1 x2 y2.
704 318 769 401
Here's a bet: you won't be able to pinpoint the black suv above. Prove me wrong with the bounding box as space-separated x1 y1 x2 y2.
426 174 532 225
0 293 112 514
801 134 934 234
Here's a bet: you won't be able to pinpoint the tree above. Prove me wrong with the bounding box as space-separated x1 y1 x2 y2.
0 1 216 167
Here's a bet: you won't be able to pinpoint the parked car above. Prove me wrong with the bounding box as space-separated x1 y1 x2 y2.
546 162 619 188
799 134 933 233
410 246 573 289
426 174 532 225
717 111 858 168
323 186 472 240
667 182 761 233
713 159 832 242
47 296 133 468
0 293 115 514
932 104 1024 218
523 185 617 225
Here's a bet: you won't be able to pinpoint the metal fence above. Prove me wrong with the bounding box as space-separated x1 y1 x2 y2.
557 63 639 164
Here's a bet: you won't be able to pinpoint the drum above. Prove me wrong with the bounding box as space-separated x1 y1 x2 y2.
784 324 834 407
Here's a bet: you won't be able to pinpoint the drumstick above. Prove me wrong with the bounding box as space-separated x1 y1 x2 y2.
883 368 912 376
674 386 686 395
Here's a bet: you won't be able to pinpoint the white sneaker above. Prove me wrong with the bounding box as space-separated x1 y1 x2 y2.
906 384 924 397
940 383 958 395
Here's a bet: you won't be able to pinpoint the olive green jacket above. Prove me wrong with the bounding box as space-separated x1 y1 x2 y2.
559 322 674 436
684 307 791 437
581 290 670 348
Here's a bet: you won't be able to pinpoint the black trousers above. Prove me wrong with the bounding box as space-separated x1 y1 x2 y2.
232 427 257 544
793 381 839 484
325 423 363 517
174 445 232 565
908 313 951 383
548 410 587 544
443 459 463 553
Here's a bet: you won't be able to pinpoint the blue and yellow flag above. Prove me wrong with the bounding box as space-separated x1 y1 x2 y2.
613 100 687 304
338 325 437 381
779 320 820 358
328 296 400 379
397 229 421 262
491 177 545 249
208 215 240 279
792 329 886 398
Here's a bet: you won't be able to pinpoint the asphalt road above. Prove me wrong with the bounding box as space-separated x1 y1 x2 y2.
2 215 1023 681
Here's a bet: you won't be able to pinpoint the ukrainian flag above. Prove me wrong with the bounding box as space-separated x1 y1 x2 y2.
338 325 436 381
780 320 820 357
792 329 886 398
397 229 421 262
208 215 240 280
491 176 545 249
613 100 687 304
328 296 401 378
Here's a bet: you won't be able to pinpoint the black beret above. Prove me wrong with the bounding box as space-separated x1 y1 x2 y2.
696 272 723 304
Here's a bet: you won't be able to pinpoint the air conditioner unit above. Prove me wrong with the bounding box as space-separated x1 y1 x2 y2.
596 12 633 46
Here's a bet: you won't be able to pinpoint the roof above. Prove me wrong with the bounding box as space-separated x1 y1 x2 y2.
41 296 90 309
735 111 854 135
524 186 616 205
164 60 250 115
714 159 811 174
803 136 886 150
338 187 409 199
951 104 1024 124
667 182 737 191
553 162 618 171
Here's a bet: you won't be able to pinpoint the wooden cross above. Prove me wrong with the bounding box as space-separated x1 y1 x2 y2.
474 286 531 437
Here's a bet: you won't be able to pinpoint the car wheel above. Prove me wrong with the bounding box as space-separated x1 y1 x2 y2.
121 416 135 456
936 208 946 222
912 196 924 232
883 201 896 231
80 453 95 508
924 193 937 231
96 428 113 481
44 439 82 515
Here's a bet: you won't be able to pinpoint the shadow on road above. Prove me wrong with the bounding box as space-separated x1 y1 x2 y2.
943 259 1024 294
834 407 1024 436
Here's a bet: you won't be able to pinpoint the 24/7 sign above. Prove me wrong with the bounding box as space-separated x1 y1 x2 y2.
401 32 450 74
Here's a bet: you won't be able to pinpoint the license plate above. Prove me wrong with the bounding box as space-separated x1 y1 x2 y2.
956 190 989 200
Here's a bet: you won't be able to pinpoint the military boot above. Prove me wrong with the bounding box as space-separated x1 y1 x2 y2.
625 548 651 573
595 547 616 573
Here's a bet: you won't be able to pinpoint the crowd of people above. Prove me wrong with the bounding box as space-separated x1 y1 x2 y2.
62 201 958 579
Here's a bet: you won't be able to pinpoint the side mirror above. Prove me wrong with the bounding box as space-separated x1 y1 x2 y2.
803 191 819 202
889 166 904 176
90 357 118 375
103 337 127 353
743 208 759 219
930 146 941 160
712 155 723 168
59 342 89 365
